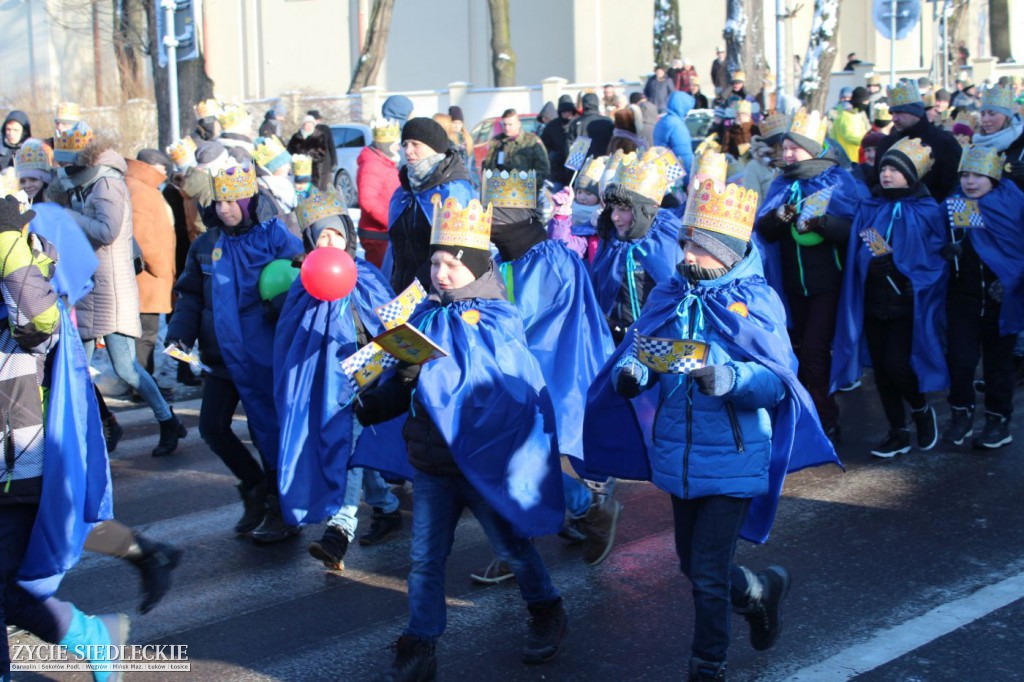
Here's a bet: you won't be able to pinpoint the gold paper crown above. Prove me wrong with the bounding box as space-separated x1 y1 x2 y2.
981 85 1015 113
165 137 197 166
576 156 607 193
866 73 881 86
611 152 673 202
884 137 934 179
732 70 747 82
873 103 892 122
945 109 978 132
54 101 80 123
760 111 789 139
735 100 752 116
887 80 922 108
212 164 257 202
482 169 537 209
788 108 827 147
15 140 53 173
682 180 758 243
292 154 313 177
217 104 250 132
371 118 401 144
53 123 94 161
195 98 223 119
429 194 492 251
958 145 1004 180
600 149 637 195
296 188 347 230
253 136 289 170
689 150 728 193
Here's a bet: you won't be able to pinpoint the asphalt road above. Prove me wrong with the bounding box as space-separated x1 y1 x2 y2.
9 374 1024 682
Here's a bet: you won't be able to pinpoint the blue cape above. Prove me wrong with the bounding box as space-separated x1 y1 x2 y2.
212 219 303 465
29 203 98 306
832 194 950 393
367 296 564 538
583 250 841 543
19 302 113 596
387 179 474 231
956 182 1024 335
273 259 409 525
590 209 683 319
496 240 615 461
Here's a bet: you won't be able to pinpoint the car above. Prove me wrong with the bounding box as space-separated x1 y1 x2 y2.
685 109 716 152
329 123 372 206
470 113 541 169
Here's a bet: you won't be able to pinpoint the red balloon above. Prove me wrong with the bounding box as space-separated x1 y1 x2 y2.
300 247 358 301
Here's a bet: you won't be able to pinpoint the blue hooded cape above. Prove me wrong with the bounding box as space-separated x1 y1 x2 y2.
273 259 410 525
590 209 683 321
583 248 841 543
387 178 474 232
212 219 304 465
496 240 615 461
29 203 98 306
831 194 950 393
361 295 565 538
953 182 1024 335
19 302 113 596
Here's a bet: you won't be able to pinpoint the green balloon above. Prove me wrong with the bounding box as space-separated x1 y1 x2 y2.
259 259 300 301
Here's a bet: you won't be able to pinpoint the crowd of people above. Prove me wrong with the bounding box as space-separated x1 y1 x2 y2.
1 61 1023 682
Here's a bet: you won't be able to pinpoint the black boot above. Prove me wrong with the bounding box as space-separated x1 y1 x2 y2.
235 480 269 536
736 566 791 651
151 408 187 457
359 507 403 546
249 494 301 544
103 414 124 453
131 536 183 614
309 525 350 570
522 597 568 664
689 657 727 681
378 635 436 682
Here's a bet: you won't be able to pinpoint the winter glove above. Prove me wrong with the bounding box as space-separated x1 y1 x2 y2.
614 355 649 399
353 392 385 426
551 186 574 218
690 364 736 397
0 196 34 233
940 242 963 263
800 215 825 234
775 203 798 223
988 279 1004 303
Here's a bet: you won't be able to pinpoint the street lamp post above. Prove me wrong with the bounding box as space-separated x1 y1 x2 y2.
163 0 180 142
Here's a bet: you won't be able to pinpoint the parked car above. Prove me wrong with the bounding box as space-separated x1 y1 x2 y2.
685 109 716 152
470 113 541 169
329 123 371 206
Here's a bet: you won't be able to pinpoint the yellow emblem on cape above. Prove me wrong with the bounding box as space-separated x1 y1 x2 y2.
211 247 222 262
728 301 749 318
460 309 480 325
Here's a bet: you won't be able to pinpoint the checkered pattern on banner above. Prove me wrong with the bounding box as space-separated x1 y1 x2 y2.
664 161 685 187
341 342 398 393
565 137 592 171
858 227 893 257
947 198 984 228
797 185 834 231
637 335 708 374
375 279 428 330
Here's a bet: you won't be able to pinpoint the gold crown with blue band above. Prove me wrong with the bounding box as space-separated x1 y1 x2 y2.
981 85 1015 113
15 140 53 174
166 137 197 167
430 194 492 251
212 164 257 202
292 154 313 178
482 169 537 209
371 118 401 144
689 150 728 193
682 180 758 244
297 188 347 230
958 145 1004 180
788 108 828 147
759 111 789 139
887 80 922 108
53 122 94 163
886 137 934 179
576 156 607 193
253 136 291 172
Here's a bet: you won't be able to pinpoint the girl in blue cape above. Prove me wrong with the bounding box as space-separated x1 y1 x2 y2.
355 196 568 679
272 189 405 571
585 181 841 681
940 145 1024 450
201 163 304 543
754 108 866 441
590 150 683 344
831 138 949 458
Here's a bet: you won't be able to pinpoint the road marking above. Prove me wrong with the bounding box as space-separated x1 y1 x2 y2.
785 571 1024 680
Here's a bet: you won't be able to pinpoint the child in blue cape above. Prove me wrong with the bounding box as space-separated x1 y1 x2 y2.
355 196 567 680
586 181 841 681
272 189 404 571
940 145 1024 449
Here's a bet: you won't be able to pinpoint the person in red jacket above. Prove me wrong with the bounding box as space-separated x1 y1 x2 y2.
356 118 402 267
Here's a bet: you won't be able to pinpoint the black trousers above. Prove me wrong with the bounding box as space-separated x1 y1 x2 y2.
947 298 1016 418
787 290 840 430
864 316 926 430
199 373 265 486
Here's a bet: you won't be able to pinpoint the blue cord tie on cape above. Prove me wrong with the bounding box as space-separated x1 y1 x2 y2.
884 201 902 243
625 243 648 323
498 262 515 303
674 293 705 335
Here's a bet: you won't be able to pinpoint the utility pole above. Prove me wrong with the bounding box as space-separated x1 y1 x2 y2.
890 0 897 85
162 0 180 142
776 0 787 100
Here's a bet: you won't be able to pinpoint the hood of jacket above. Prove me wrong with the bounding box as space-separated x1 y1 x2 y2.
580 93 601 115
665 91 695 120
2 110 31 143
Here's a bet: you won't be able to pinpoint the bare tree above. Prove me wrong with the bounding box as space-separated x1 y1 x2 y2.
723 0 767 98
487 0 516 87
654 0 682 68
113 0 148 101
723 0 746 76
796 0 842 112
348 0 396 93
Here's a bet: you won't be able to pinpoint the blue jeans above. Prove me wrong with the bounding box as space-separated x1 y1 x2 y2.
327 468 400 540
562 472 593 518
671 494 752 664
406 470 560 640
83 332 171 421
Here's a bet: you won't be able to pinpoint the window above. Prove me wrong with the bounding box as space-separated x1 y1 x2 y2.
332 127 366 148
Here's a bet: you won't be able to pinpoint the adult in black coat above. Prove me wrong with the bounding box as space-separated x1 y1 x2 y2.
568 93 614 160
287 114 335 191
541 97 577 186
874 99 962 200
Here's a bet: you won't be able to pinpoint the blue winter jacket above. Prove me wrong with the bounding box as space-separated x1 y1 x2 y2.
653 91 695 181
612 253 786 500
